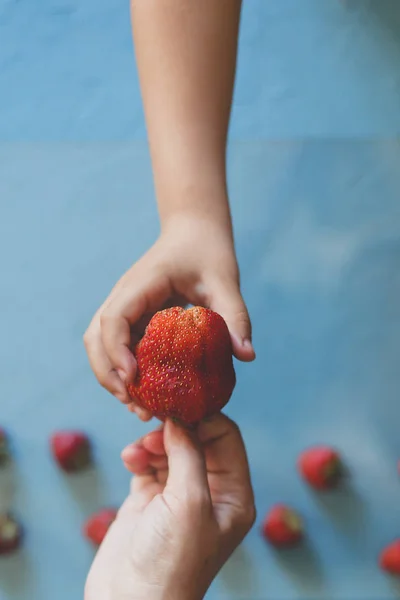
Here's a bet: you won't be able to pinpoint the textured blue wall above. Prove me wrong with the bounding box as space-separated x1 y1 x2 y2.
1 1 400 599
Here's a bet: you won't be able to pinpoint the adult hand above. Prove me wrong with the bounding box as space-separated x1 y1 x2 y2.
85 413 255 600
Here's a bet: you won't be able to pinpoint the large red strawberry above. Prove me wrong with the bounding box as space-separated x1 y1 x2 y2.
262 504 303 547
298 446 342 490
0 428 10 465
0 513 22 555
83 508 118 546
380 540 400 575
128 307 236 424
50 431 91 472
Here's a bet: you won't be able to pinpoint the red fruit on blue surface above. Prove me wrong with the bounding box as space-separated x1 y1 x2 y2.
262 504 304 547
128 306 236 425
0 513 22 555
298 446 342 490
380 540 400 575
50 431 91 472
83 508 118 546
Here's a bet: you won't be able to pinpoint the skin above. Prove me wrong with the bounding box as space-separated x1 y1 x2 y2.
83 0 255 421
85 414 256 600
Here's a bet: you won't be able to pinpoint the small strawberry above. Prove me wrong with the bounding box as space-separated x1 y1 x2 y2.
50 431 91 472
83 508 118 546
380 540 400 575
0 428 10 465
128 306 236 425
262 504 303 547
298 446 342 490
0 513 22 555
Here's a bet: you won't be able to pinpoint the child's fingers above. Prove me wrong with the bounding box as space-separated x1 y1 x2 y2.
209 280 255 362
99 275 147 384
127 403 153 421
84 317 152 420
84 321 131 404
100 271 170 385
100 312 139 385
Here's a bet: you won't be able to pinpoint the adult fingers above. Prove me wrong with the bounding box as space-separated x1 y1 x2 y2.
122 445 168 476
197 414 255 520
164 420 211 506
121 428 166 473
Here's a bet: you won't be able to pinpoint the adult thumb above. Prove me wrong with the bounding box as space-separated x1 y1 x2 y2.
164 420 210 502
211 281 255 362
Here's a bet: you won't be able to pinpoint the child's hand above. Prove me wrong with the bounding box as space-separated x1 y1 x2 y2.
84 215 255 420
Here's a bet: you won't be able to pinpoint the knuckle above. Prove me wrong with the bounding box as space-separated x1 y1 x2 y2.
235 502 257 534
99 311 113 328
227 418 241 437
96 371 111 389
186 490 210 514
83 330 92 349
236 308 251 327
222 416 241 439
96 375 108 389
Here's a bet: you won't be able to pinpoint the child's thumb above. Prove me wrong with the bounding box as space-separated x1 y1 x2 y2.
210 283 255 362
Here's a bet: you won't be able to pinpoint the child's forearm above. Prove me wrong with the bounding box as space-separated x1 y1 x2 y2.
131 0 242 233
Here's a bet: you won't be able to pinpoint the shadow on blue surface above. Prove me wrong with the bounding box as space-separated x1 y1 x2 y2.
57 466 108 517
313 481 367 542
272 541 325 596
0 551 36 600
219 544 261 598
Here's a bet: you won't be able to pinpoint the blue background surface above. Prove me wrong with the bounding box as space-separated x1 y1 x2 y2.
1 0 400 598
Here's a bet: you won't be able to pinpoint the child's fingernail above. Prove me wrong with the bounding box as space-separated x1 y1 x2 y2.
243 339 253 350
117 369 126 382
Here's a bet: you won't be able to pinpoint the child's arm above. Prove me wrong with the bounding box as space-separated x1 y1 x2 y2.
131 0 241 233
84 0 255 419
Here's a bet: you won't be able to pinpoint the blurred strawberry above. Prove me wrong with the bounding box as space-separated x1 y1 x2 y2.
262 504 303 547
83 508 118 546
0 513 22 555
298 446 342 490
50 431 91 472
380 540 400 575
